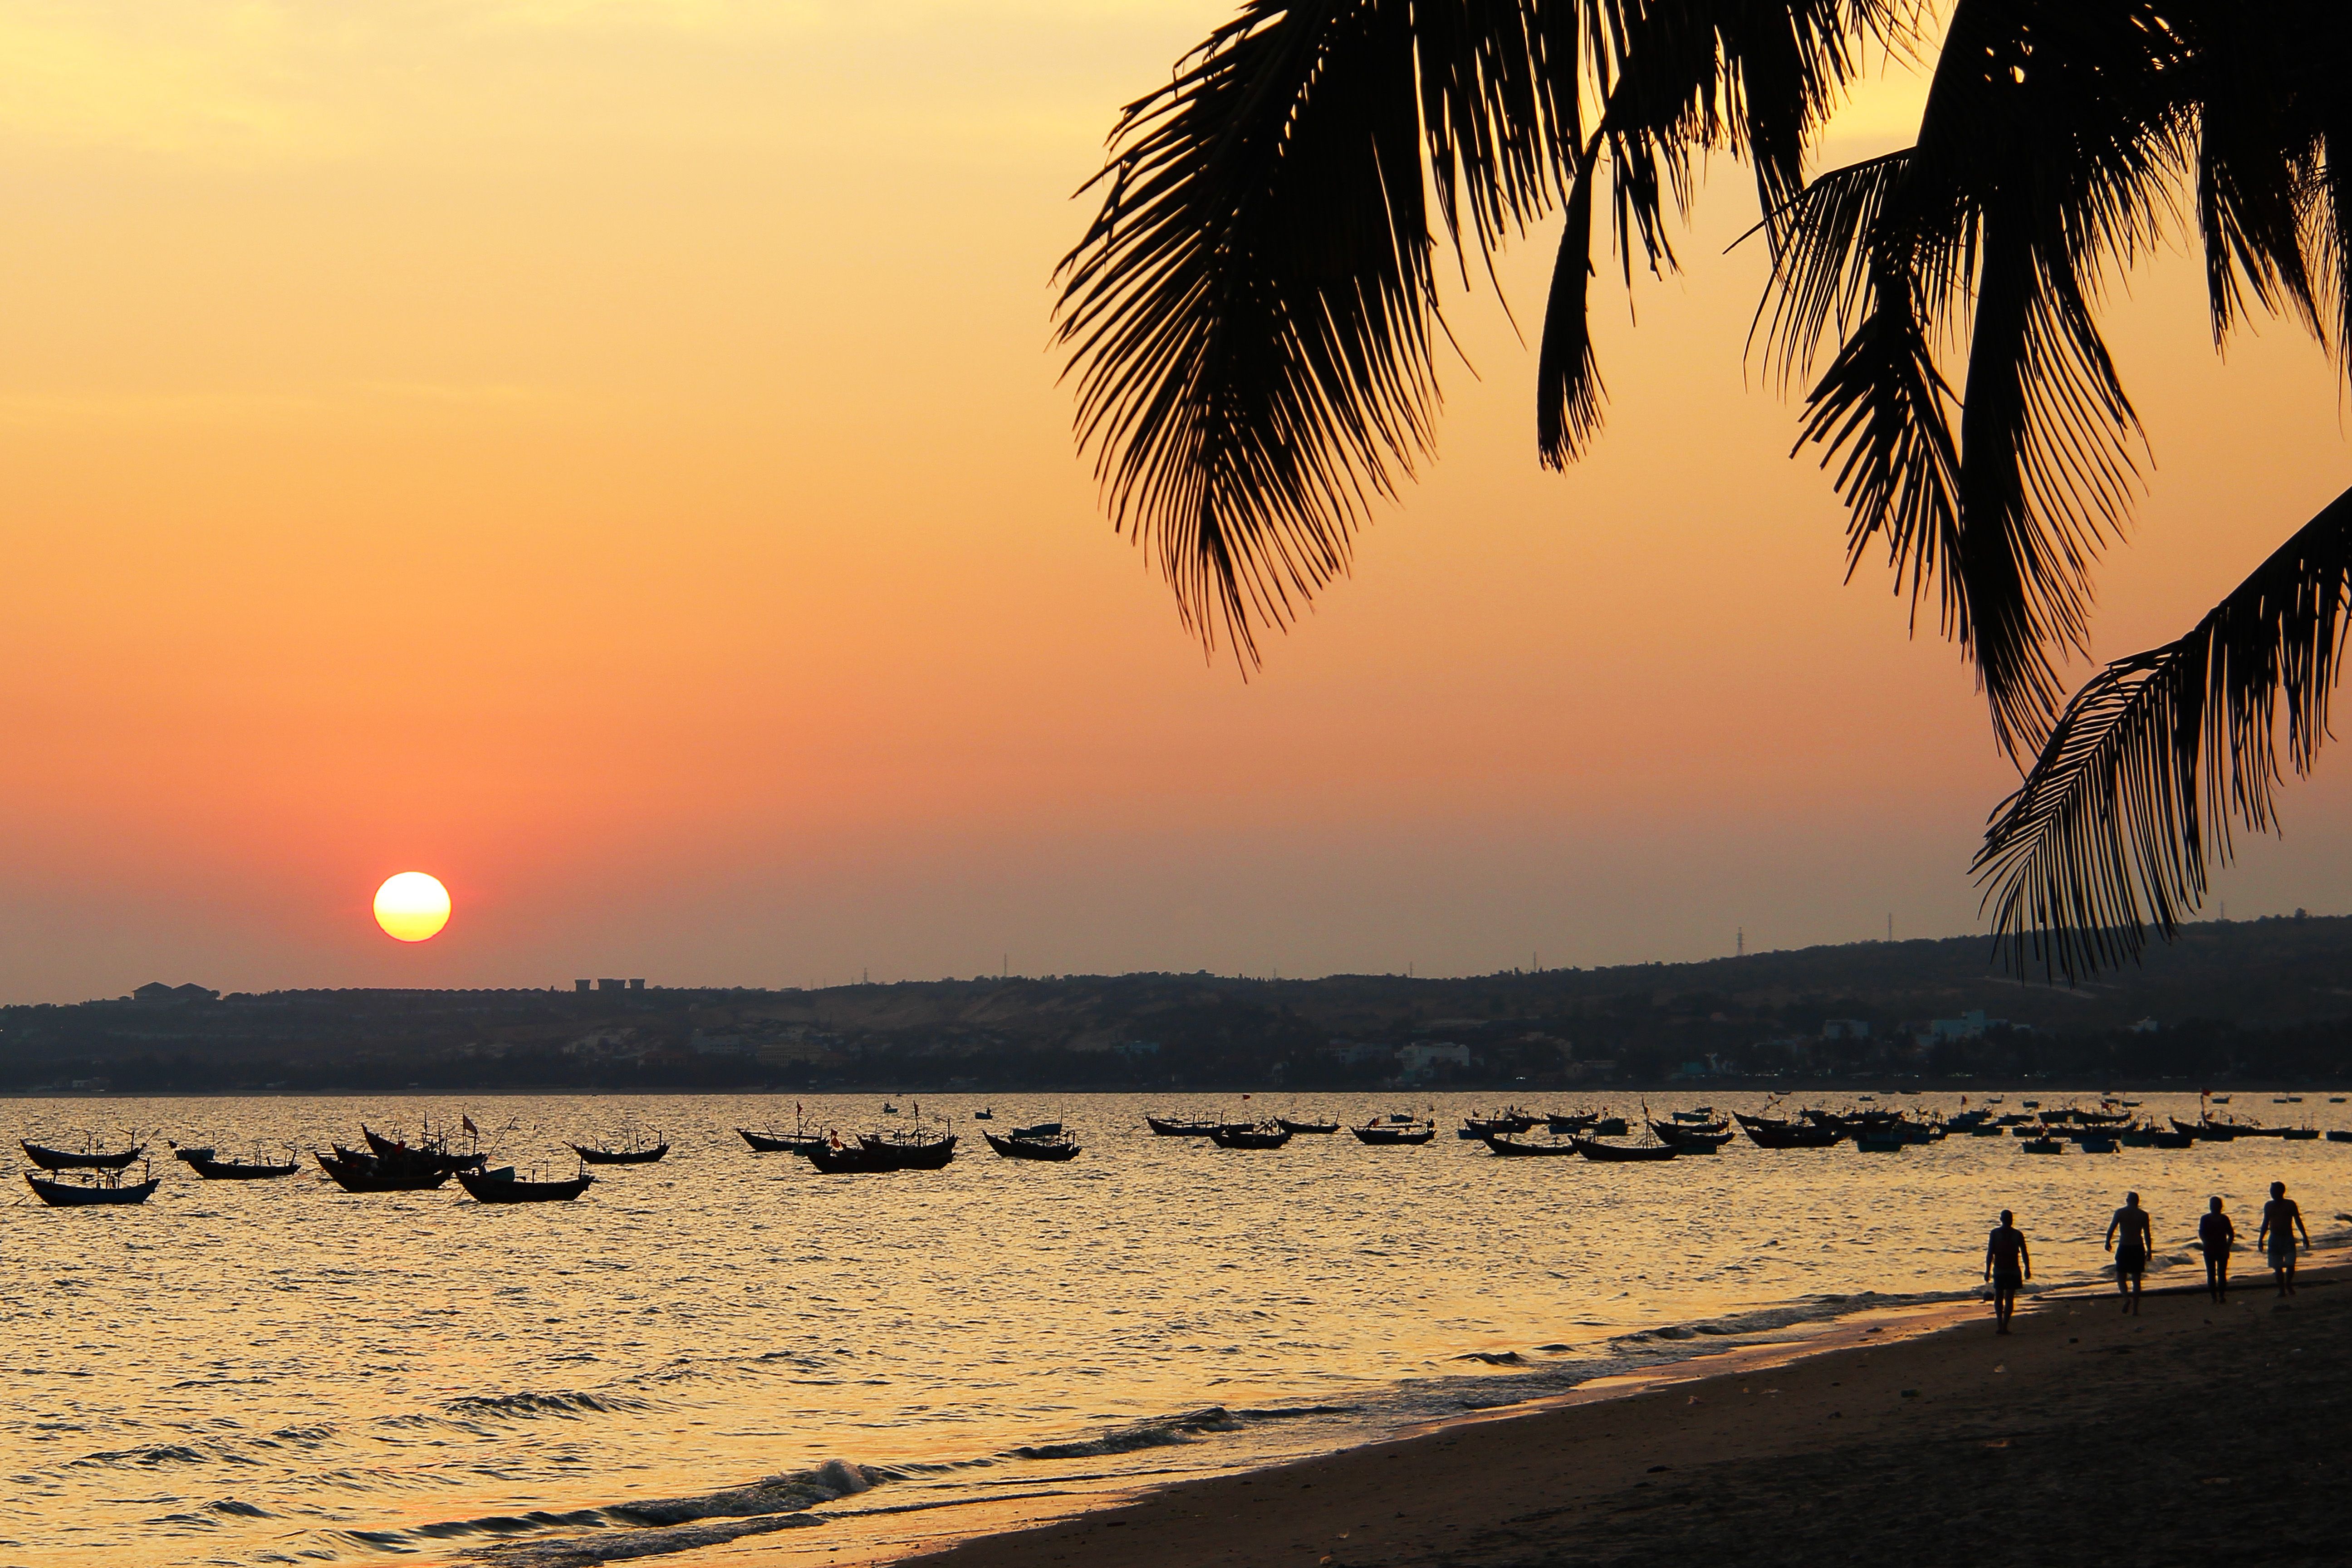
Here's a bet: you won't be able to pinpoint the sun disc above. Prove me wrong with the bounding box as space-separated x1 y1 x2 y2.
374 872 452 942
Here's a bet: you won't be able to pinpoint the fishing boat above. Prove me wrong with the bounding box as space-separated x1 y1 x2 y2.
2151 1129 2196 1149
314 1146 455 1192
1457 1108 1539 1139
459 1166 593 1203
1209 1122 1293 1150
2020 1136 2067 1154
566 1137 669 1165
1854 1134 1910 1152
802 1139 901 1174
2280 1127 2321 1142
2173 1117 2234 1141
1668 1107 1719 1123
1573 1136 1677 1162
1276 1115 1340 1134
738 1126 828 1154
1735 1113 1845 1149
971 1107 994 1121
1010 1121 1063 1139
2076 1135 2120 1153
168 1143 215 1163
1546 1112 1597 1134
1649 1119 1733 1152
1145 1114 1220 1137
858 1128 959 1169
982 1130 1083 1161
1970 1125 2008 1138
1484 1132 1579 1157
1351 1117 1436 1146
186 1152 300 1180
21 1137 146 1171
2327 1130 2352 1144
26 1168 160 1206
360 1125 486 1173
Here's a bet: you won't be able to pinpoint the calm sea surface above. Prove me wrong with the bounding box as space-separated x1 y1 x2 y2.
5 1090 2347 1568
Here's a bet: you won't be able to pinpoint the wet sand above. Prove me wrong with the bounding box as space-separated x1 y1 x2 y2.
885 1260 2348 1568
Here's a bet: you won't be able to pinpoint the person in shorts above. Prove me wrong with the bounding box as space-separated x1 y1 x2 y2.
2105 1192 2152 1314
2256 1181 2310 1297
2198 1197 2236 1303
1984 1210 2030 1334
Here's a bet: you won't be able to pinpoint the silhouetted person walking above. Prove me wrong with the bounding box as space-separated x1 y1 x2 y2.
1984 1210 2030 1334
2106 1193 2152 1314
2198 1197 2236 1303
2256 1181 2310 1297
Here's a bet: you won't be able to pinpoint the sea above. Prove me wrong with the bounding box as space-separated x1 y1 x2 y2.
5 1090 2347 1568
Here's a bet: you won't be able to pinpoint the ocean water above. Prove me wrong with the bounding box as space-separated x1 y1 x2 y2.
5 1090 2346 1568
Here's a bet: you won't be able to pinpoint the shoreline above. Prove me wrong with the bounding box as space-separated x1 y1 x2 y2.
842 1254 2350 1568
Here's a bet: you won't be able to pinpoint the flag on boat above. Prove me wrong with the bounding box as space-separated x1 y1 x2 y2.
462 1113 479 1137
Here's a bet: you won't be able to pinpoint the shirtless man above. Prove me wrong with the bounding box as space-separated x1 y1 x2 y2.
2256 1181 2311 1297
1984 1210 2030 1334
2197 1197 2236 1303
2105 1192 2153 1314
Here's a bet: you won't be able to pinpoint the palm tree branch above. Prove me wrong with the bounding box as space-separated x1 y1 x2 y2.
1975 483 2352 977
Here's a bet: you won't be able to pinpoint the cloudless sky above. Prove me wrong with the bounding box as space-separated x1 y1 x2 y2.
3 1 2347 1002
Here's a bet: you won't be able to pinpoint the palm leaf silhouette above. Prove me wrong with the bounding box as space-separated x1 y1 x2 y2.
1975 485 2352 977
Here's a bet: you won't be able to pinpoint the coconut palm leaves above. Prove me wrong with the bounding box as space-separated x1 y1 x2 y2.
1975 487 2352 977
1063 0 2352 971
1054 0 1889 662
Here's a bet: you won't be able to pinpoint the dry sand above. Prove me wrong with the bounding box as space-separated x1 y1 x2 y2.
883 1262 2348 1568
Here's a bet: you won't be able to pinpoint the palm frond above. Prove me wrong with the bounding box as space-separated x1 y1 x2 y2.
1055 2 1441 664
1536 157 1604 467
1975 484 2352 978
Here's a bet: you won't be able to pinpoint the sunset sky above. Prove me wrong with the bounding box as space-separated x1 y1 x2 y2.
4 1 2348 1002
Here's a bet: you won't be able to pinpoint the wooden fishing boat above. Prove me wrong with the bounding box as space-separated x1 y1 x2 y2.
2327 1130 2352 1143
27 1170 159 1205
738 1126 827 1154
459 1167 593 1203
1351 1118 1436 1146
1668 1107 1719 1123
1649 1120 1733 1151
2076 1135 2120 1153
802 1140 900 1174
2151 1130 2197 1149
186 1153 300 1180
1735 1112 1844 1149
169 1143 215 1163
1010 1121 1063 1139
21 1139 145 1171
2279 1127 2320 1141
983 1130 1083 1161
1276 1116 1340 1134
857 1130 959 1169
1484 1132 1579 1156
1210 1122 1293 1150
1457 1109 1539 1139
1146 1114 1220 1137
1854 1135 1909 1152
1573 1137 1677 1163
314 1149 453 1192
1546 1112 1597 1134
567 1140 669 1165
2020 1136 2067 1154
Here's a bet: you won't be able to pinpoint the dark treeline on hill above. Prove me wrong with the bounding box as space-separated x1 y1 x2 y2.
6 916 2352 1094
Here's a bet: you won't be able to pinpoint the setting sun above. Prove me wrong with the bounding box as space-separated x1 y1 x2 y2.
372 872 451 942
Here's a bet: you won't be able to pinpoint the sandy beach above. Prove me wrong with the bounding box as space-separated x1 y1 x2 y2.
884 1259 2348 1568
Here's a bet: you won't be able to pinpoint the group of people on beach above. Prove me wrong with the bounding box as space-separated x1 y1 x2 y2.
1980 1182 2312 1333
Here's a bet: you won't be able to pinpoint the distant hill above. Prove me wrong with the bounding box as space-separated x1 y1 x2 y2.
5 915 2349 1093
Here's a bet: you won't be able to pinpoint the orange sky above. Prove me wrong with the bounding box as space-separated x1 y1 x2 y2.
3 2 2347 1001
